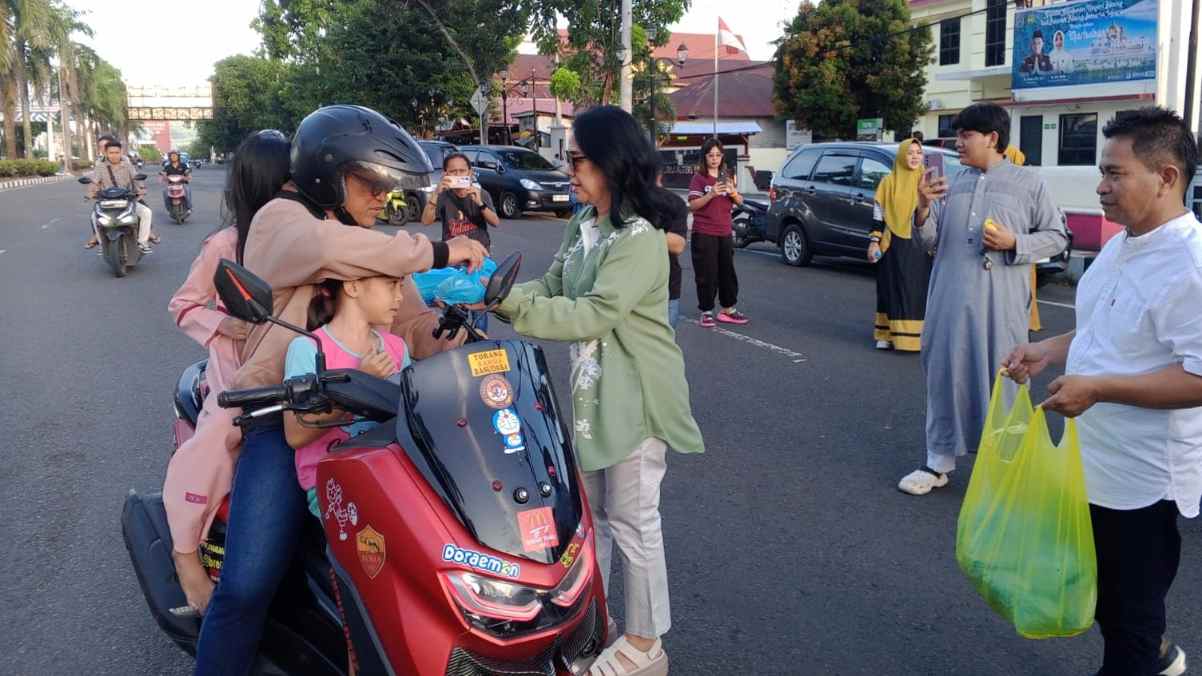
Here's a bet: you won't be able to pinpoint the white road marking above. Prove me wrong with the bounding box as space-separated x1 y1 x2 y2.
40 217 62 230
0 249 6 254
690 323 808 363
736 248 1077 309
1037 298 1075 310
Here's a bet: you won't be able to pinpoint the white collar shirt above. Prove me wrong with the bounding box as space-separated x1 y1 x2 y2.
1068 211 1202 517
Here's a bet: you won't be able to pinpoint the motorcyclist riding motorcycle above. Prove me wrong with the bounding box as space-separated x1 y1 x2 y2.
184 105 486 676
88 140 154 254
160 149 193 220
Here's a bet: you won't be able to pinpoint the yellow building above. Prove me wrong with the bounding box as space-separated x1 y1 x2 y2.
911 0 1200 168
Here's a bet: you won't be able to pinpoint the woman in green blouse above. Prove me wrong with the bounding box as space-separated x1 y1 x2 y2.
496 106 703 676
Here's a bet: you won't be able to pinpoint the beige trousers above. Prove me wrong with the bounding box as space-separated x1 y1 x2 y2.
581 437 671 639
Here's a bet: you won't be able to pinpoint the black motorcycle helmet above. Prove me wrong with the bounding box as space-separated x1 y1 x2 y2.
290 105 433 224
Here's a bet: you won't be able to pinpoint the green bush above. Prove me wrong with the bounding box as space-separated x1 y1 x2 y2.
0 159 60 178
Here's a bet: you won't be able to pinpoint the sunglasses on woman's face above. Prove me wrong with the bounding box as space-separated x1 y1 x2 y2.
567 151 588 173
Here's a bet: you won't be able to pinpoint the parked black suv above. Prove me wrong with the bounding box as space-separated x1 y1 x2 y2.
458 145 573 218
766 142 1070 280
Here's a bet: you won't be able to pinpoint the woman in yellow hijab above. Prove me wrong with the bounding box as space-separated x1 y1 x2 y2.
868 138 934 351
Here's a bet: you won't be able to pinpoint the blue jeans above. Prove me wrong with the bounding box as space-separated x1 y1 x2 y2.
470 309 490 333
194 418 308 676
668 299 680 328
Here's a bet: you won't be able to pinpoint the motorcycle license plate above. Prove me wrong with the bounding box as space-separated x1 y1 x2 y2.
100 200 128 209
552 194 570 203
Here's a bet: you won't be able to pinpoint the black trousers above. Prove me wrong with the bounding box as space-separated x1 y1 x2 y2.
691 232 738 312
1091 500 1182 676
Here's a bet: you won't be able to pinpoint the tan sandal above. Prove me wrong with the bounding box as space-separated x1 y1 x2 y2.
84 237 99 249
586 636 668 676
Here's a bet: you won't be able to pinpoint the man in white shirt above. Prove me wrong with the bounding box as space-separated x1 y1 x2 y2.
1004 108 1202 676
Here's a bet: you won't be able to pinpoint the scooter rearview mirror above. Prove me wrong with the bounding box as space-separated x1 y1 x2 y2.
78 176 92 185
134 174 148 181
484 252 523 309
214 259 274 324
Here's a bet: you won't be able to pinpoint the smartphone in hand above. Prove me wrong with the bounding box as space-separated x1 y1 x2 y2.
450 175 472 190
925 153 944 182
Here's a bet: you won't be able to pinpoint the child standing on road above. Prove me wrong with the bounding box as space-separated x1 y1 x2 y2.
162 130 291 615
284 276 411 517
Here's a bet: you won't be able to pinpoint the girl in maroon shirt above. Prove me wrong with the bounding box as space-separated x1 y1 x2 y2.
687 139 749 326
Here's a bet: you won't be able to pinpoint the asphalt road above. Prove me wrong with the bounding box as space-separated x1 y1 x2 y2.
1 169 1198 675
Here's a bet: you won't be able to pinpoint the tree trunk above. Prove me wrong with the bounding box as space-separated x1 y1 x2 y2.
15 41 34 158
59 68 72 173
2 78 17 159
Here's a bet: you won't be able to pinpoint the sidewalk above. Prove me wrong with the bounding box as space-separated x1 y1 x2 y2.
0 174 72 192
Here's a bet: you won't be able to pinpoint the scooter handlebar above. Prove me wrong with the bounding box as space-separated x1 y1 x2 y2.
218 383 289 409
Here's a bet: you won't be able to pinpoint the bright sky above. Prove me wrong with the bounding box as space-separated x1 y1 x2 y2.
69 0 261 87
670 0 803 61
66 0 800 86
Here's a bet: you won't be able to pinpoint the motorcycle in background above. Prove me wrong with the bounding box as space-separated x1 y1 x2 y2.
732 197 771 249
163 174 191 224
79 174 147 278
376 189 409 226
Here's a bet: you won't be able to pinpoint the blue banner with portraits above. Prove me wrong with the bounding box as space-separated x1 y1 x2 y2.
1012 0 1158 95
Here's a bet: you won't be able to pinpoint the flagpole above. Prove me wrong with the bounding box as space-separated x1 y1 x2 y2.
713 19 719 139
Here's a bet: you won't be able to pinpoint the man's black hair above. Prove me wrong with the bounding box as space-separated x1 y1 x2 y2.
1032 30 1044 41
952 103 1010 155
1102 107 1199 191
106 139 123 150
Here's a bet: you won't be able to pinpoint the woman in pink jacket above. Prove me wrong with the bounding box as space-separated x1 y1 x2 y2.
163 130 292 614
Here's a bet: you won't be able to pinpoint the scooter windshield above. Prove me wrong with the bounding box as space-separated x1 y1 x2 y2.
395 340 583 564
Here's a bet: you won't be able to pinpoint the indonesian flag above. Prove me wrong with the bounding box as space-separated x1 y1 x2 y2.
718 18 747 56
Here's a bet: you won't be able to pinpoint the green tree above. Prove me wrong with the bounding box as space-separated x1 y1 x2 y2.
631 25 676 142
529 0 688 107
196 55 295 153
774 0 931 139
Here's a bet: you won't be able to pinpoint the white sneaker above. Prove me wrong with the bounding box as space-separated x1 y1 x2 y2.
898 468 949 496
875 340 892 350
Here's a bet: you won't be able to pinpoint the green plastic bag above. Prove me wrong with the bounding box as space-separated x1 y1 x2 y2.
955 373 1097 639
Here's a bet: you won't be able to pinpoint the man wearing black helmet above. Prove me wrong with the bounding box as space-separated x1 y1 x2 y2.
193 105 486 676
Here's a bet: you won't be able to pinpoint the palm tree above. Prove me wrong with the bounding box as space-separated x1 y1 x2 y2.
2 0 55 158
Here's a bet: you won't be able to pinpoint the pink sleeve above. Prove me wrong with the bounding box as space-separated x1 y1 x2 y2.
168 228 237 347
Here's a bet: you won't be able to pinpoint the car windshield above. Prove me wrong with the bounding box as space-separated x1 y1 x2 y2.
498 149 554 171
420 143 452 168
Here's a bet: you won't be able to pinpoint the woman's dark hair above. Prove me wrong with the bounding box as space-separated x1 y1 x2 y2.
307 278 344 330
1103 107 1199 190
222 129 291 263
696 138 726 176
571 105 685 231
952 103 1010 155
443 152 472 171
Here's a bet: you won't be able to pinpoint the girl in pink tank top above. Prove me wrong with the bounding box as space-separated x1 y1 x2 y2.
283 276 410 516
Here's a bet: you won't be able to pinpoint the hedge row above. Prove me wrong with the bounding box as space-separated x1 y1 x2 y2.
0 159 60 178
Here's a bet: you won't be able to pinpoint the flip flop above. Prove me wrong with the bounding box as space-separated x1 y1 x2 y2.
84 239 98 249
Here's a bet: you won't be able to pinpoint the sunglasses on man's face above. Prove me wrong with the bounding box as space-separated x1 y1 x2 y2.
349 172 396 198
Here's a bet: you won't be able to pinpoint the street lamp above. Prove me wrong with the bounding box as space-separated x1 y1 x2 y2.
644 43 689 147
500 70 512 145
520 69 537 150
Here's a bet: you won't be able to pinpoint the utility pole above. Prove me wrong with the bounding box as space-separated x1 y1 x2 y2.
619 0 633 112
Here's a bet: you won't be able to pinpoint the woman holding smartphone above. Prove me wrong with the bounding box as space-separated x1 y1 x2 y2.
422 152 500 247
867 138 933 351
688 139 749 327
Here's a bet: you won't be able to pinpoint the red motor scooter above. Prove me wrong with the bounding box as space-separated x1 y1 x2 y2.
162 174 191 224
123 254 609 675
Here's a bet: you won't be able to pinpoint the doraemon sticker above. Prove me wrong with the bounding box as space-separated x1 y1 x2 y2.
442 544 521 578
493 408 525 453
479 374 514 410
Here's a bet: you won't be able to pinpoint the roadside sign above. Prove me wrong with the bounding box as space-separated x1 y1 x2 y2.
470 88 488 115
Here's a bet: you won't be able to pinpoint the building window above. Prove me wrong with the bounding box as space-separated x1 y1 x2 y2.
940 18 961 66
985 0 1007 67
938 114 956 139
1059 113 1098 166
1019 115 1043 166
1115 109 1140 121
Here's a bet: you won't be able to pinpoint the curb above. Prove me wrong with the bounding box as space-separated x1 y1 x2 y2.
0 174 71 192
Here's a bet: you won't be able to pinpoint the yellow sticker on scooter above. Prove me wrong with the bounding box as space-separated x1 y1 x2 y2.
469 349 511 377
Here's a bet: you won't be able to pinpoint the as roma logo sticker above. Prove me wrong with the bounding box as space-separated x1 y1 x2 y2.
356 525 386 580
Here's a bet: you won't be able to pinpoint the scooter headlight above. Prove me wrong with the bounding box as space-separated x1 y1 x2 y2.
442 532 595 634
97 213 113 226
